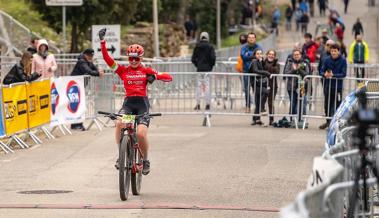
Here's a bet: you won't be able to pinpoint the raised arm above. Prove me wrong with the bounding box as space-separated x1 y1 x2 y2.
99 28 120 71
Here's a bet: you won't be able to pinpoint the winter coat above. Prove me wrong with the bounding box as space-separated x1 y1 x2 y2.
348 40 369 63
285 7 293 20
284 56 310 92
264 58 280 91
303 41 319 63
3 63 41 85
240 43 262 73
191 40 216 72
71 54 101 76
320 55 347 91
249 58 270 87
299 1 309 13
318 50 330 74
32 39 57 78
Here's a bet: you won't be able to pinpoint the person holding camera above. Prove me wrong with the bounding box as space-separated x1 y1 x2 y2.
284 49 310 122
319 44 347 129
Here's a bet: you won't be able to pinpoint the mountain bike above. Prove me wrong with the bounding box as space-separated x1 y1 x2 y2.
98 111 161 201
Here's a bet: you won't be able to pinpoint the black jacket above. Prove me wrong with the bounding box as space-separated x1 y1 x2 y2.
191 40 216 72
249 59 270 86
3 63 41 85
71 54 100 76
264 58 280 90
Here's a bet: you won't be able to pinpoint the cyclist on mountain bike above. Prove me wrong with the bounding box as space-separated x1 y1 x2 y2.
98 28 172 175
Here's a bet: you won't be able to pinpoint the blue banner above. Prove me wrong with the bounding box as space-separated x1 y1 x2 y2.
0 88 6 137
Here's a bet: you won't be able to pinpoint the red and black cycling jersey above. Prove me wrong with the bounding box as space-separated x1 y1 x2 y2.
100 40 172 97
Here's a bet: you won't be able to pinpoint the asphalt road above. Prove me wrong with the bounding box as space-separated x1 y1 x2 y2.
0 115 325 218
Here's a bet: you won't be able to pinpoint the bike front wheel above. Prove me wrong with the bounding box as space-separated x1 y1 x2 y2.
119 135 132 201
131 147 143 195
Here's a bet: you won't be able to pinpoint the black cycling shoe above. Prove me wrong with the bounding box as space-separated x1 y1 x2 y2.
114 159 119 170
142 160 150 175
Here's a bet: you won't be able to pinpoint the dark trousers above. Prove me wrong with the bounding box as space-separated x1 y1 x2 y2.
354 61 365 78
319 4 326 16
268 87 278 122
323 87 342 123
253 85 268 121
71 123 84 129
243 75 253 108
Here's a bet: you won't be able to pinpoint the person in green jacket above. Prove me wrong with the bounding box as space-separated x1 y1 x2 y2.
348 34 369 79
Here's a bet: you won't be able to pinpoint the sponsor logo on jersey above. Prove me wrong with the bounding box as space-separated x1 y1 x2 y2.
51 82 59 115
66 80 81 113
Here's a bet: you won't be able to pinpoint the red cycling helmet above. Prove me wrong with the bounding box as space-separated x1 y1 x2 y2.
126 44 144 57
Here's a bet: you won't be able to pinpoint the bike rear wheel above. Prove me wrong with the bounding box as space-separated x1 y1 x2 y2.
131 147 143 195
119 135 132 201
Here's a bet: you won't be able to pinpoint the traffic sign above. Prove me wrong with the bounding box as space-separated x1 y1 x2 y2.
92 25 121 59
46 0 83 6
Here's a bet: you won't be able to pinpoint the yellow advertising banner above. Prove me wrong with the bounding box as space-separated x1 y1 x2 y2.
2 84 28 135
26 80 51 129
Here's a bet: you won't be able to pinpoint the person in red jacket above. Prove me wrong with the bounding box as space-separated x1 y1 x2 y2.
334 23 344 41
98 28 172 175
302 33 319 64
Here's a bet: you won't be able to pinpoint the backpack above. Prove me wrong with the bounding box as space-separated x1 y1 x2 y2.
235 55 243 73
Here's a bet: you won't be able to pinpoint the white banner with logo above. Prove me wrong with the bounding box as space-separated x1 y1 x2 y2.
50 76 86 126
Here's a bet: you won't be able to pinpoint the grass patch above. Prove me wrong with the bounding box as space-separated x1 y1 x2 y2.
0 0 60 43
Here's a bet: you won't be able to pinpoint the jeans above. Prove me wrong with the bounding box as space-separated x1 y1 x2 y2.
288 90 307 121
243 75 252 108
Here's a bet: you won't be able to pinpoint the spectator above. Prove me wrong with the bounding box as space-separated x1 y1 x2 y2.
343 0 349 14
348 34 369 79
318 0 327 16
319 44 347 129
352 18 364 38
3 52 41 85
302 33 318 64
285 4 293 31
295 7 303 32
191 32 216 111
299 0 309 13
264 49 280 125
70 48 105 131
308 0 315 17
249 49 269 125
184 16 195 41
318 39 335 81
32 39 57 78
284 49 310 121
240 32 262 113
235 33 247 73
334 23 344 41
337 39 347 58
26 36 39 55
241 0 253 25
321 28 329 44
300 12 310 34
292 0 297 11
315 36 324 62
271 6 281 35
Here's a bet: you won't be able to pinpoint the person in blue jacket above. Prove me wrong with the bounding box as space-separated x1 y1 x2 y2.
240 32 262 113
319 43 347 129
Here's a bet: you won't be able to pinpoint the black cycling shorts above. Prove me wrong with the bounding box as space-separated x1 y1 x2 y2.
118 97 150 127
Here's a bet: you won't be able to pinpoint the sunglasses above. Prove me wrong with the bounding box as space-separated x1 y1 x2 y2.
128 57 141 62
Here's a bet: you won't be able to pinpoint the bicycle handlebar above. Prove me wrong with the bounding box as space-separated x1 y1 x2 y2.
98 111 162 119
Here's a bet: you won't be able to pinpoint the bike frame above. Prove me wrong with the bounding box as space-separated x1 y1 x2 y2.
121 119 144 174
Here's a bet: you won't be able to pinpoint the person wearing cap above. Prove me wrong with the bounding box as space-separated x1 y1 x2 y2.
70 48 105 131
32 39 57 78
191 31 216 111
